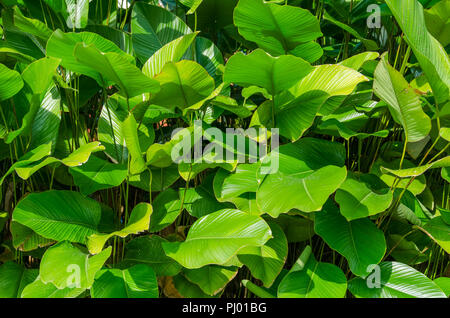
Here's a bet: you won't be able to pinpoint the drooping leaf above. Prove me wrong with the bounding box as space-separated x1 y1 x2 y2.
47 30 134 85
69 156 127 195
183 265 238 296
223 49 313 96
381 156 450 178
0 63 23 101
277 246 347 298
162 209 272 268
0 262 38 298
74 42 160 98
386 0 450 104
91 264 158 298
150 189 182 233
142 32 198 78
237 222 288 287
348 261 446 298
40 241 111 289
335 173 393 221
21 277 85 298
233 0 323 62
87 203 152 254
131 2 192 63
121 236 182 277
256 138 347 217
373 54 431 143
315 201 387 277
150 60 215 111
12 190 105 244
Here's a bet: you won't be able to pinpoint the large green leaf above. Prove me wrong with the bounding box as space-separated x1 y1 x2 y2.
40 241 111 289
374 54 431 143
150 189 182 232
277 246 347 298
21 277 85 298
87 202 152 254
69 156 127 195
121 236 182 277
0 142 105 185
46 30 134 86
122 113 147 175
422 216 450 253
315 201 386 277
142 32 198 78
91 264 158 298
335 173 393 221
237 222 288 287
223 49 313 96
256 138 347 217
150 60 215 111
386 0 450 104
233 0 323 62
0 262 38 298
74 42 160 98
183 265 238 296
131 2 192 63
349 261 446 298
162 209 272 268
12 190 105 244
0 63 23 101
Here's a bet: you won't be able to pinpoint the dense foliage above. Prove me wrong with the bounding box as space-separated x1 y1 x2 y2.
0 0 449 298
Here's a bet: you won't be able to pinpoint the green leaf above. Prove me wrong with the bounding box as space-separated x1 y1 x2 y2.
323 11 378 50
162 209 272 268
179 0 204 14
172 274 218 298
121 236 182 277
11 222 54 252
74 42 160 98
47 30 134 86
348 261 446 298
213 163 260 202
183 265 238 296
374 54 431 143
315 201 386 277
256 138 347 217
150 60 215 111
69 156 128 195
223 49 313 96
0 262 38 298
87 202 152 254
422 216 450 253
21 56 60 95
335 173 393 221
434 277 450 297
234 0 323 62
277 246 347 298
237 222 288 287
91 264 158 298
0 63 23 101
40 241 111 289
12 190 104 244
122 113 147 175
381 156 450 178
131 2 192 63
142 32 198 78
150 189 182 233
21 277 85 298
386 0 450 104
65 0 90 29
